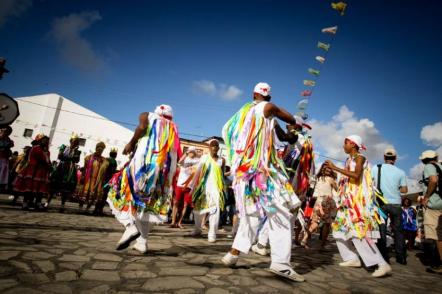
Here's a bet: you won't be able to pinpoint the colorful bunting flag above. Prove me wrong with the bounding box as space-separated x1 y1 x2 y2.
308 68 320 76
331 2 347 16
301 90 312 97
317 42 330 51
321 25 338 35
297 99 309 110
315 56 325 63
303 80 316 87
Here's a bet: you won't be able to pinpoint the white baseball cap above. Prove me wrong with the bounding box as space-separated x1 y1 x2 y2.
345 135 366 150
187 146 196 153
154 104 173 119
254 82 271 97
419 150 438 160
384 148 397 157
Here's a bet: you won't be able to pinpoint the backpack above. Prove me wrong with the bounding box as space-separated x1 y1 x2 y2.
421 163 442 198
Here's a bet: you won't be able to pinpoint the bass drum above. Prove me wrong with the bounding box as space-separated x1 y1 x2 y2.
0 93 20 127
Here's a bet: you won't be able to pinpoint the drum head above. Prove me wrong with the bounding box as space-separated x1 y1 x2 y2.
0 93 20 127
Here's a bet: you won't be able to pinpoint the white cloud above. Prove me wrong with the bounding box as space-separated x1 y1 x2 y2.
0 0 32 28
49 11 104 72
409 163 424 180
192 80 242 101
309 105 393 163
421 121 442 148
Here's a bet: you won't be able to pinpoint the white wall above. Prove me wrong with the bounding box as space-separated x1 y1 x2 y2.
10 94 133 167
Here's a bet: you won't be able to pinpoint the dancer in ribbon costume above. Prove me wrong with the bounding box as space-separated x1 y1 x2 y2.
324 135 392 278
107 104 181 253
221 82 304 282
190 139 225 243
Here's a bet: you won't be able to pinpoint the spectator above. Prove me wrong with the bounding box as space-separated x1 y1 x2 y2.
0 126 14 192
170 147 199 228
13 134 51 210
47 135 81 212
10 146 31 205
371 148 408 265
78 142 107 212
402 197 417 251
419 150 442 274
301 164 338 249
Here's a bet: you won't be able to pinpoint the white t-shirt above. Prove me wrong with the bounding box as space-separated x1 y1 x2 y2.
177 157 199 187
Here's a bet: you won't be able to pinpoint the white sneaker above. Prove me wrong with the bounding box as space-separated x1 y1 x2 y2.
372 263 392 278
221 252 238 267
132 241 148 254
339 259 361 268
208 237 216 243
269 263 305 282
116 224 140 250
251 244 269 256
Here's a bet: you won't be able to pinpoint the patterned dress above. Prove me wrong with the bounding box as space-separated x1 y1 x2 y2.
332 154 384 240
107 112 181 224
13 146 51 194
79 154 107 204
222 101 300 217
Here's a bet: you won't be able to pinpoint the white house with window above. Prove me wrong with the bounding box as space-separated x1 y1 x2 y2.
11 93 134 167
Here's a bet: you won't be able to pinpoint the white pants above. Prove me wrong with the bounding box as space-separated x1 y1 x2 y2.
232 211 293 265
336 237 386 267
194 209 220 240
257 218 270 246
134 219 153 245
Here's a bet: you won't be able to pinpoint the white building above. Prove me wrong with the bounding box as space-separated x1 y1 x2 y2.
11 93 133 167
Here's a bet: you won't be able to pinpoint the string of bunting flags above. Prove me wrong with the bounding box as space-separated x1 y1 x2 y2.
296 1 347 121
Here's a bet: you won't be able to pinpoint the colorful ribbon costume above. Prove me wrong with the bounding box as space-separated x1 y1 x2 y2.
107 113 181 224
222 101 300 217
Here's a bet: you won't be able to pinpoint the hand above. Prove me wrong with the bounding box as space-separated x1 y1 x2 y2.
421 197 429 208
123 143 133 155
324 160 336 170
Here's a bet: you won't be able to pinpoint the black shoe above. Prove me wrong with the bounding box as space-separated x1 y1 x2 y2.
396 256 407 265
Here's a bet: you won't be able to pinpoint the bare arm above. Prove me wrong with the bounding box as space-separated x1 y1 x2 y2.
178 153 187 165
274 123 298 144
424 175 438 199
264 103 296 125
123 112 149 155
325 156 365 182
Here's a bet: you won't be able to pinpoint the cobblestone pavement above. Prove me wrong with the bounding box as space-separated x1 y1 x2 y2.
0 195 440 294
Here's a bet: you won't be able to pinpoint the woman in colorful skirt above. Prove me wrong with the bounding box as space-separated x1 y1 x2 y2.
13 134 51 210
301 164 338 248
107 104 181 253
78 141 107 211
324 135 391 278
190 139 225 243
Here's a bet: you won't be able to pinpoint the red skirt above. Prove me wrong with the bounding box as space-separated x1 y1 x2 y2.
13 164 50 194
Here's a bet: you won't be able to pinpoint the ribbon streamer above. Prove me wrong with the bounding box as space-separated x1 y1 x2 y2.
303 80 316 87
317 42 331 51
322 25 338 34
300 90 312 97
308 68 320 76
331 2 347 16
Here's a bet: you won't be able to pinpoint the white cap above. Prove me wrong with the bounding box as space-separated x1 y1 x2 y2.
187 146 196 153
345 135 366 150
419 150 438 160
384 148 397 157
254 82 271 97
154 104 173 119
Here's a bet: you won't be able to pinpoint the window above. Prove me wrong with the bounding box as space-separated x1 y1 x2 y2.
23 129 33 138
78 138 86 147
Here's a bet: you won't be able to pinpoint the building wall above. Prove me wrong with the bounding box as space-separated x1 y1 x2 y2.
11 94 133 167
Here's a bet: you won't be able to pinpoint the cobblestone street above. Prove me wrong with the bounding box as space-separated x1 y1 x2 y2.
0 195 440 294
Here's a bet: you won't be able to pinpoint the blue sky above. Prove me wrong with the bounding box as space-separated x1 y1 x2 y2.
1 0 441 177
